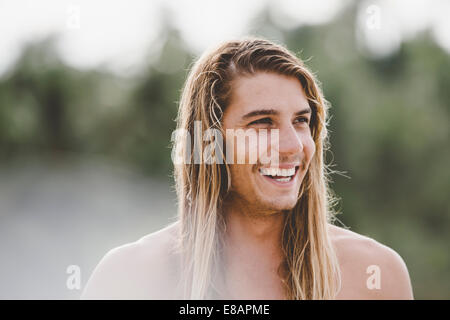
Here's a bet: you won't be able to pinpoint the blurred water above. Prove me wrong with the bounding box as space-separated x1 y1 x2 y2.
0 157 177 299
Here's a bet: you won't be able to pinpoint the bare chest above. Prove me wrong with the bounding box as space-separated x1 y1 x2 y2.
218 263 286 299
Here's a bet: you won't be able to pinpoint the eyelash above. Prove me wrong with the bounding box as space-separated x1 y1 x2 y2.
249 117 309 125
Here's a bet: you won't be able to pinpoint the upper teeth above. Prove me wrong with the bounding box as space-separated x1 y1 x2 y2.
259 167 295 177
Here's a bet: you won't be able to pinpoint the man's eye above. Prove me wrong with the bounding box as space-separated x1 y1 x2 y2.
249 118 272 125
294 117 309 124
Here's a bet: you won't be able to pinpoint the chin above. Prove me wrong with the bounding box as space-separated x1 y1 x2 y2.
258 196 299 212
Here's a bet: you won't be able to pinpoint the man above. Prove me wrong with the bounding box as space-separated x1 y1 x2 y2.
81 38 413 300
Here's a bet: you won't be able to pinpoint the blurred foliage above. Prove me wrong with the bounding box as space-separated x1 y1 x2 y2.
0 4 448 299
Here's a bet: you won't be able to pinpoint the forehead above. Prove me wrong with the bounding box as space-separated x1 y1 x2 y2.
225 72 310 118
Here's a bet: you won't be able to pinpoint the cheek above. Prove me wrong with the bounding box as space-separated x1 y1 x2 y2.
228 164 253 191
300 132 316 163
227 134 260 165
305 136 316 161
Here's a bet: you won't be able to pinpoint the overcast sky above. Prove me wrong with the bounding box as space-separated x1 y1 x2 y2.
0 0 449 76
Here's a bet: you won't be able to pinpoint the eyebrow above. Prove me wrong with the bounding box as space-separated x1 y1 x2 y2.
242 107 312 119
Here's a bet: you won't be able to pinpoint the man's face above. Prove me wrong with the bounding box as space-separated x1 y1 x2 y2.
222 72 316 213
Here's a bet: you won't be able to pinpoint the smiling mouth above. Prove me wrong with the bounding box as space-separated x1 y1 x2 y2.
258 166 300 183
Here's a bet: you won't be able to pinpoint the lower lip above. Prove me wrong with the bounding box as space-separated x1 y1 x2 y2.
259 170 298 188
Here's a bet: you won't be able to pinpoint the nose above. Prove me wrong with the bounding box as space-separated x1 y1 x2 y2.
276 123 303 157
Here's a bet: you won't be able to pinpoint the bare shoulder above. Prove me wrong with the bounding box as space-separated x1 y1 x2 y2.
328 224 414 300
81 221 181 299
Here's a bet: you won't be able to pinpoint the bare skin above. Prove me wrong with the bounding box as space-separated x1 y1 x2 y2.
81 221 413 299
82 72 413 300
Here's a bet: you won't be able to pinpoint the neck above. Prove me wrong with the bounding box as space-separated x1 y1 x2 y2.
222 195 286 260
218 195 288 299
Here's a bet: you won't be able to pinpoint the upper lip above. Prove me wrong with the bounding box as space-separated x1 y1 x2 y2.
258 163 300 169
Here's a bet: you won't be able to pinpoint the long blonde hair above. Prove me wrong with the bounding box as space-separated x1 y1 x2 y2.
172 37 341 299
